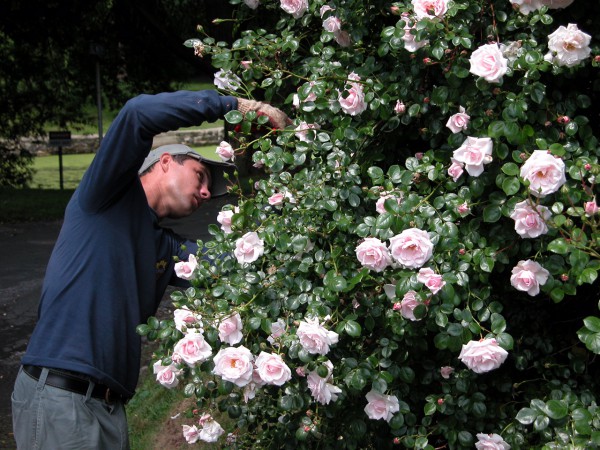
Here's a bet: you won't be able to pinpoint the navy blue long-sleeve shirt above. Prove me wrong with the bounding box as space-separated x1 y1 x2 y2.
22 90 237 398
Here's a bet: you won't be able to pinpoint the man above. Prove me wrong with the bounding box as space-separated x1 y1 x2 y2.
11 90 288 449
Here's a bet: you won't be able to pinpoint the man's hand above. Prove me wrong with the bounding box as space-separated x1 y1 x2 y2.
236 98 291 130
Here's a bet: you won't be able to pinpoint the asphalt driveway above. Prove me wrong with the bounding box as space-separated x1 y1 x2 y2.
0 194 232 449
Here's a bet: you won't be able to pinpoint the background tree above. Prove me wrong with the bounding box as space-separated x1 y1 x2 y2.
0 0 233 187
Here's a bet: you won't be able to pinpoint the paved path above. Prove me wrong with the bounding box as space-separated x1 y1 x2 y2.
0 194 233 449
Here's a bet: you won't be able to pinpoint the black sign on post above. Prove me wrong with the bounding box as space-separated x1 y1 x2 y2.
48 131 72 190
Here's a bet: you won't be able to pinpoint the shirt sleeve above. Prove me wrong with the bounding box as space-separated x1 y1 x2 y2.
77 90 237 213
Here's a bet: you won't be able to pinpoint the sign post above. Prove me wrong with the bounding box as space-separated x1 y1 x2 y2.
49 131 72 190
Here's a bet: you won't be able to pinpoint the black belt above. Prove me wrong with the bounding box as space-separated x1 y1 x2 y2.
22 365 127 404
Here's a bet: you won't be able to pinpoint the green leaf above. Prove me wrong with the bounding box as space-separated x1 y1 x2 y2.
502 177 520 195
324 270 348 292
545 400 568 420
345 320 362 337
516 407 536 425
548 238 570 254
224 110 244 124
577 316 600 353
501 162 519 176
483 205 502 223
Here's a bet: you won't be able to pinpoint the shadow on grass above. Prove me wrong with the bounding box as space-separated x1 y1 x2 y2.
0 188 73 223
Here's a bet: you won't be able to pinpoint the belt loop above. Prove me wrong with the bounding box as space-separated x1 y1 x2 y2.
85 378 96 400
36 368 49 392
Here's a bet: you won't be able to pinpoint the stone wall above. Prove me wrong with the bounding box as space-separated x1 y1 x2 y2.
24 127 226 156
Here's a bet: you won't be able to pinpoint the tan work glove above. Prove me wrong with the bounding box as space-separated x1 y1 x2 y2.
237 98 291 130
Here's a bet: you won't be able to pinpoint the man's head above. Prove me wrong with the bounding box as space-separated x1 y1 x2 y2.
139 144 235 218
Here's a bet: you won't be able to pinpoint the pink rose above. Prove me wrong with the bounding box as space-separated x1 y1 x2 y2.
376 194 403 214
267 318 287 344
153 360 181 388
411 0 449 19
174 254 198 280
546 24 591 67
240 60 252 69
510 259 550 296
394 100 406 114
364 390 400 422
585 200 599 216
173 308 203 333
520 150 566 198
509 0 543 15
323 16 342 33
446 106 470 133
215 141 235 162
182 425 200 444
297 317 339 355
510 200 551 238
198 415 225 443
440 366 454 379
475 433 511 450
398 290 421 321
213 69 242 91
452 136 493 177
457 202 470 215
448 158 464 182
280 0 308 18
339 84 367 116
295 121 321 142
388 228 434 269
268 192 286 206
217 207 238 234
243 0 260 9
218 313 244 345
234 231 265 264
458 338 508 374
173 333 213 367
403 23 428 52
320 5 334 17
355 237 392 272
255 351 292 386
417 267 446 294
306 360 342 405
212 345 255 387
469 44 508 83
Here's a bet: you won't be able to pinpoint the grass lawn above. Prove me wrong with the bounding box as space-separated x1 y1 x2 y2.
45 81 222 135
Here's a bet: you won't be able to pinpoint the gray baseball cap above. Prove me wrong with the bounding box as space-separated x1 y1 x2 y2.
139 144 236 197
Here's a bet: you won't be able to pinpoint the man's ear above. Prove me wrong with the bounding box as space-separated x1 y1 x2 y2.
158 153 172 172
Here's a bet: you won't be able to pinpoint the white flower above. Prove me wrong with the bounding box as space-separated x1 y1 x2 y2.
215 141 235 162
306 360 342 405
469 44 508 83
234 231 265 264
459 338 508 374
218 312 244 345
475 432 511 450
364 390 400 422
173 308 203 333
452 137 493 177
174 254 198 280
198 414 225 443
297 317 339 355
546 24 591 68
213 69 242 91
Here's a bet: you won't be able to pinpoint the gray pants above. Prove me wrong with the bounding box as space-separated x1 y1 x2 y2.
11 367 130 450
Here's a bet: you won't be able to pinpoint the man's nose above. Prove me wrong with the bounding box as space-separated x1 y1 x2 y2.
199 184 211 200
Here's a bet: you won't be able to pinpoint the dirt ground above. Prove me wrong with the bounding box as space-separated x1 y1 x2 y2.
0 195 231 449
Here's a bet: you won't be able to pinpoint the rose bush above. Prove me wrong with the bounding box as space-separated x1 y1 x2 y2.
139 0 600 448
